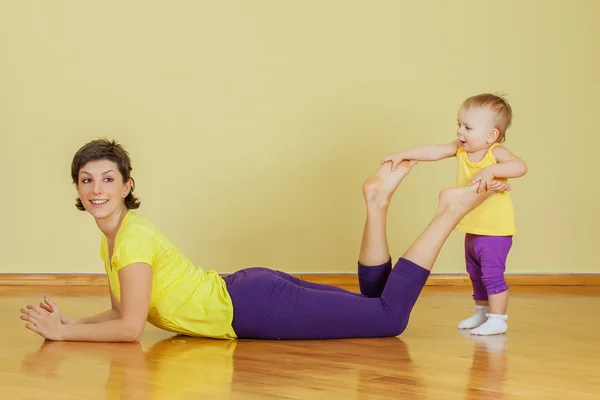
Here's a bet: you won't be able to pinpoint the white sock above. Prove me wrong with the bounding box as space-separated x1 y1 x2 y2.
457 305 489 329
470 313 508 335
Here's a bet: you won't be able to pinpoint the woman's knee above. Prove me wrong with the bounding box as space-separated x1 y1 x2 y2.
383 317 409 337
358 262 391 298
377 303 410 337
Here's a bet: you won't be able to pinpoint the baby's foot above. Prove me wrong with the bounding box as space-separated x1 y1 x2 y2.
458 305 489 329
470 313 508 336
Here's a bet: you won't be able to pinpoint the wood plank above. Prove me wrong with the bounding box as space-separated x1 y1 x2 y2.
0 274 110 286
1 272 599 287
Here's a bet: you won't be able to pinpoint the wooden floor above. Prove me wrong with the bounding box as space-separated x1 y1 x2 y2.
2 285 599 399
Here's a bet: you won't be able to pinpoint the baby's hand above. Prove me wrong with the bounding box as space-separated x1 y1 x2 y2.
487 180 511 193
381 153 406 171
469 169 496 193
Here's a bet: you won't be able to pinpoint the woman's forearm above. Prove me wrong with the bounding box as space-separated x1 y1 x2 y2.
70 309 120 325
61 318 144 342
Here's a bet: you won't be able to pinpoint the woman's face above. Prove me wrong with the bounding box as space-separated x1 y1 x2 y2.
75 159 131 221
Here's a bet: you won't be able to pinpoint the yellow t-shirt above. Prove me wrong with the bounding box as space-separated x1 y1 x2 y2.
100 211 237 339
455 143 516 236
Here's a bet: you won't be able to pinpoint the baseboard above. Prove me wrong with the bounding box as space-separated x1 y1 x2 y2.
1 273 599 287
0 274 110 286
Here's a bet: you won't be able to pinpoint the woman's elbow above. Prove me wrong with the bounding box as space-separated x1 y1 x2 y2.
128 331 143 343
122 322 145 342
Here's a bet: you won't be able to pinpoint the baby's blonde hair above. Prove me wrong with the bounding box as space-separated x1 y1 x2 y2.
461 93 512 143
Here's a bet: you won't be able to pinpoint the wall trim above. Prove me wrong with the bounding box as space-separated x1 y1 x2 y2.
1 273 599 287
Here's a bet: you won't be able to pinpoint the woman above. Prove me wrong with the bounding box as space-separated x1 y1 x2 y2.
20 139 509 342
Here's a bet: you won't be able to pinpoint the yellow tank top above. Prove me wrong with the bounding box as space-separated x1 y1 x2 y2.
455 143 516 236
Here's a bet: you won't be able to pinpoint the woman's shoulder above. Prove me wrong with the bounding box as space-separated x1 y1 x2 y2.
120 211 161 237
117 212 183 254
112 212 164 255
112 212 166 269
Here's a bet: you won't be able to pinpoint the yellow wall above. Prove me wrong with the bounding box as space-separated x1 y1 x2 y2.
1 1 598 275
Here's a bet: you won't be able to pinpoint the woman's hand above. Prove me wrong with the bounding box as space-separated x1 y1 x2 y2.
39 300 72 324
20 297 65 340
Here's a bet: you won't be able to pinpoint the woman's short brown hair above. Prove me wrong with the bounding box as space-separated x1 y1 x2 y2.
71 138 141 211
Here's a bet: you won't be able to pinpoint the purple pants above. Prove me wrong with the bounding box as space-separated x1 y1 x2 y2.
223 258 430 340
465 234 513 301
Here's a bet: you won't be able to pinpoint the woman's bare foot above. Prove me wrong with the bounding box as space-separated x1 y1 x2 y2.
437 181 511 216
362 160 419 209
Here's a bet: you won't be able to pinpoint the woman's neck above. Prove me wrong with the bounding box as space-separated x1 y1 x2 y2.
96 206 129 243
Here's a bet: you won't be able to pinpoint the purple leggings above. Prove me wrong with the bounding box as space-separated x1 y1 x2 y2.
223 258 430 340
465 234 513 301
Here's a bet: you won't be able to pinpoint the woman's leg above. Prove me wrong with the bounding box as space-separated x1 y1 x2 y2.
226 163 509 340
244 267 364 296
227 261 425 339
354 161 418 297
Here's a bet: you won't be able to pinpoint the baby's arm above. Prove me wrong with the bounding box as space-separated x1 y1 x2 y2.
382 140 460 170
469 146 527 192
489 146 528 179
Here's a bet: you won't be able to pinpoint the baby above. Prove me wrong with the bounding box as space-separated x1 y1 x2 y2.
382 93 527 335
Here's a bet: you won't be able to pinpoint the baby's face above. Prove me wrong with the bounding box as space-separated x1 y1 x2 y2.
456 106 498 152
